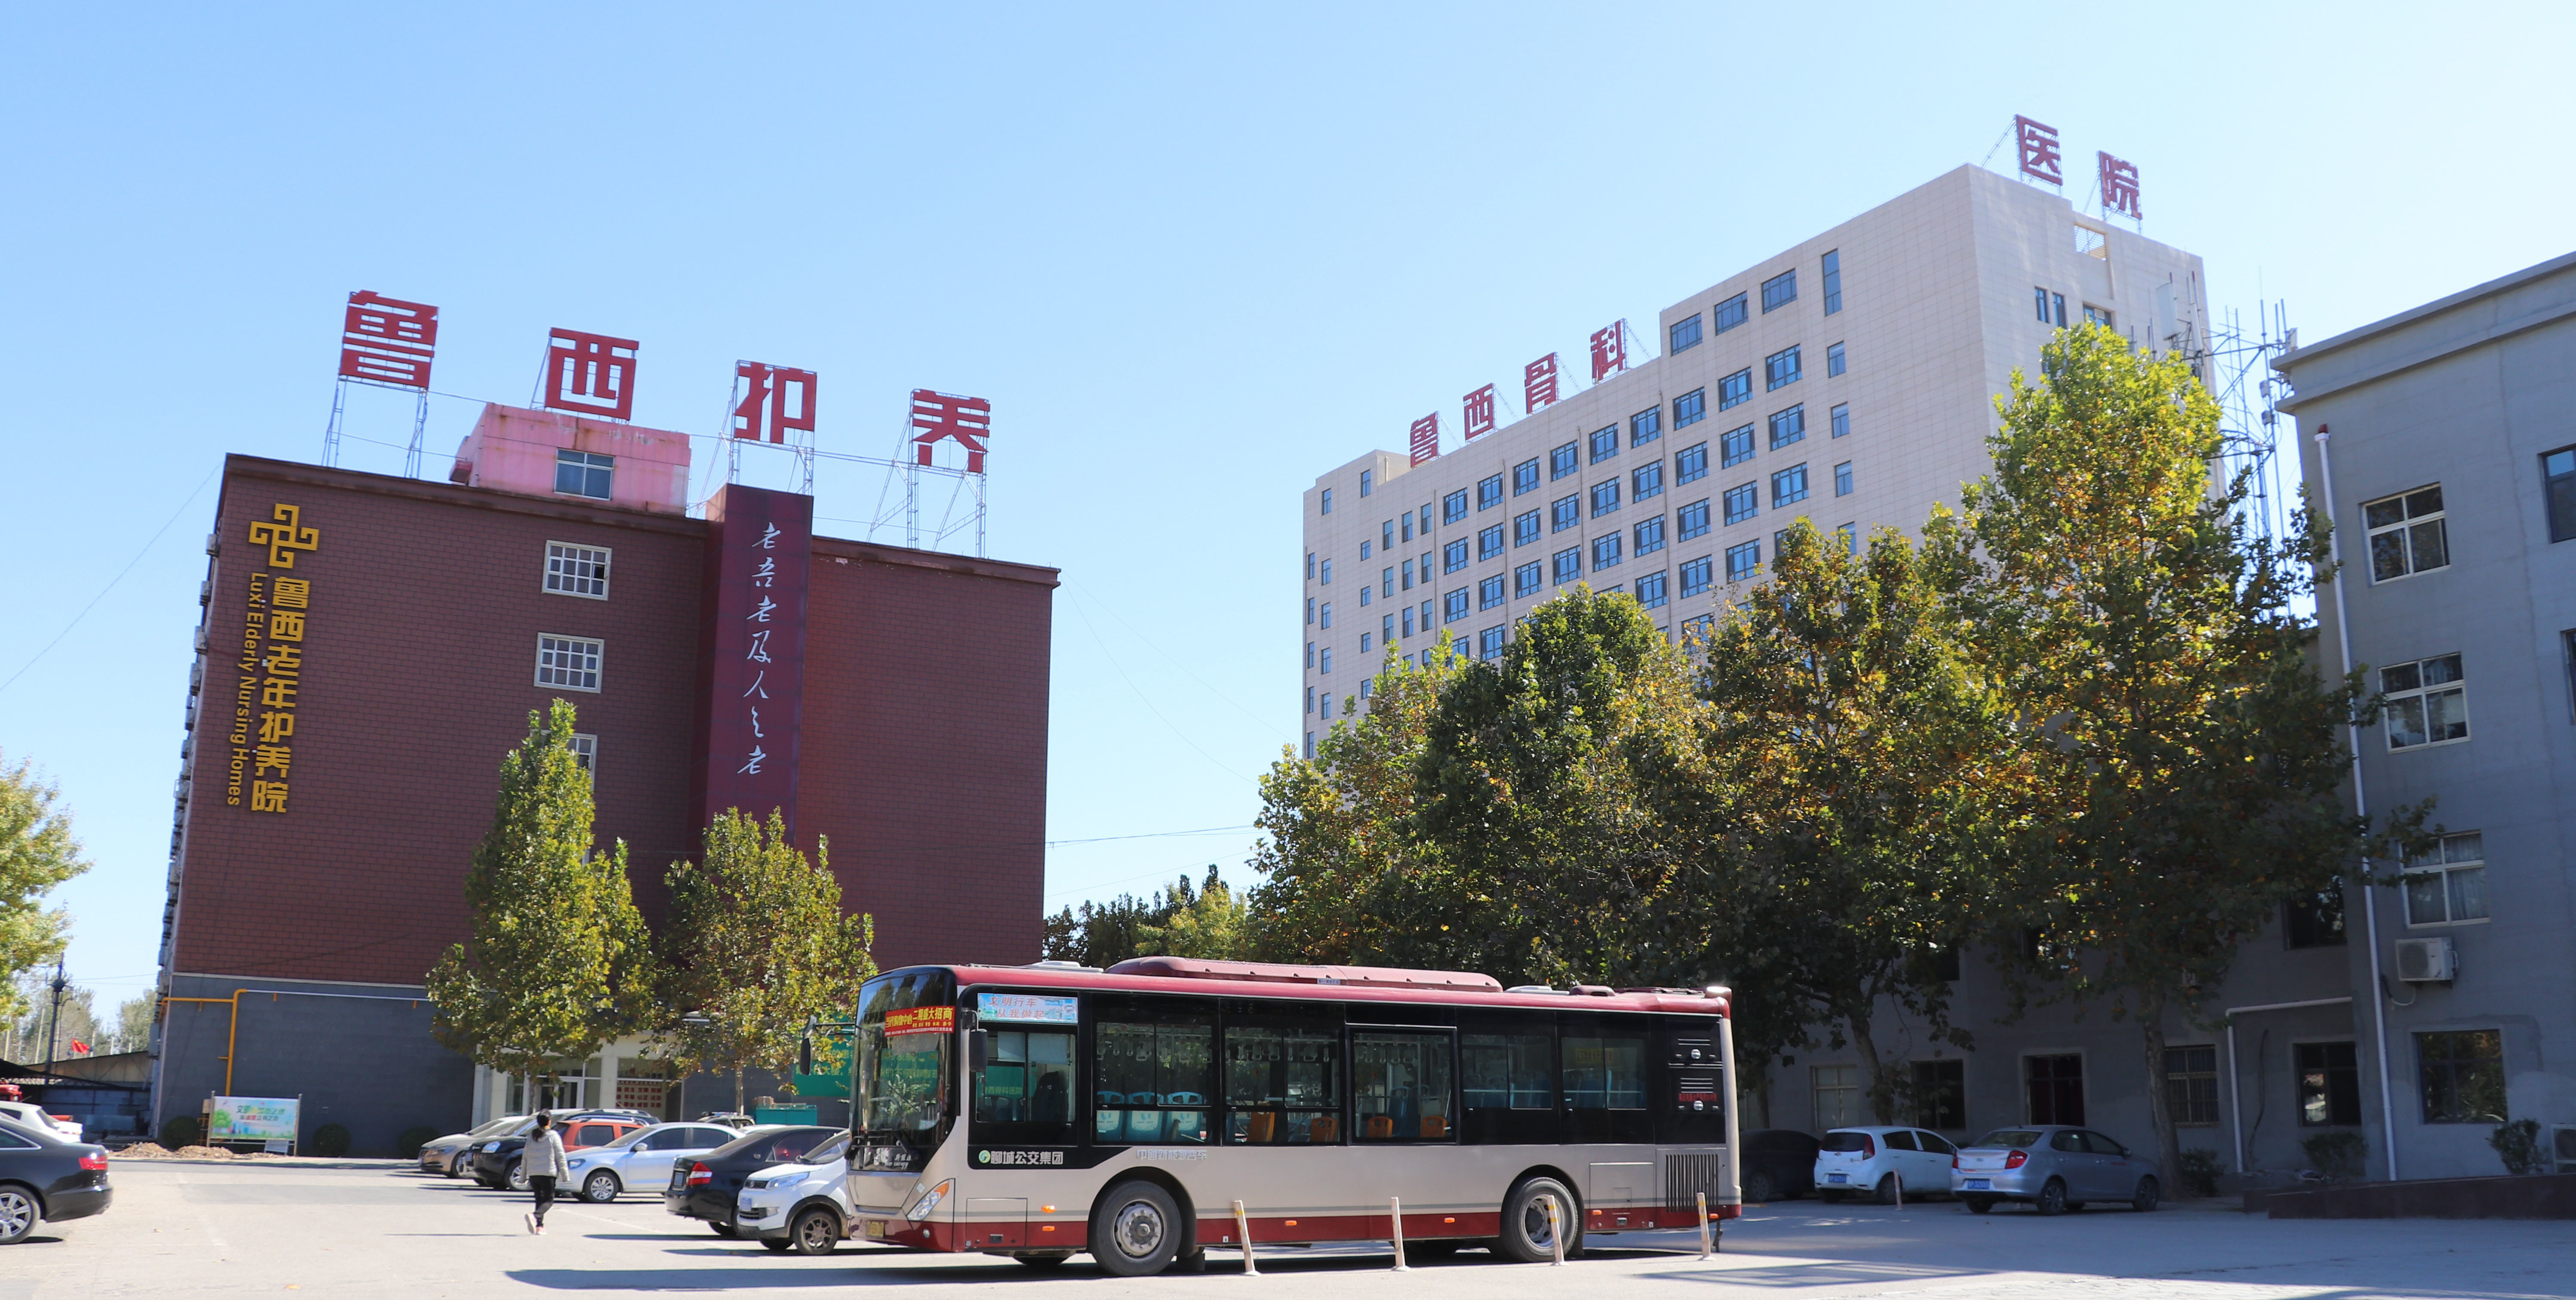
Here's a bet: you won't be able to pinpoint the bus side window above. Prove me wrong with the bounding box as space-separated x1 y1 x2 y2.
1564 1032 1651 1143
1352 1030 1456 1142
975 1027 1076 1144
1223 1020 1342 1145
1095 1018 1213 1145
1461 1032 1557 1145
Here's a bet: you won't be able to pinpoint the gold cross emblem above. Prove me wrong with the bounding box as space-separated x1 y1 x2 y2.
248 504 322 568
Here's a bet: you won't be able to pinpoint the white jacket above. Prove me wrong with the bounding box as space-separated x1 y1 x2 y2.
529 1129 573 1182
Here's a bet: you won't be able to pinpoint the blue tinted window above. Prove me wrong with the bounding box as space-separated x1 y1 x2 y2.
1677 499 1710 541
1718 370 1752 410
1590 480 1620 517
1822 250 1841 315
1761 270 1796 313
1669 314 1703 353
1479 625 1507 660
1633 462 1663 501
1674 389 1707 428
1443 588 1470 623
1835 462 1853 497
1514 561 1542 597
1589 425 1619 464
1630 407 1662 447
1480 575 1506 610
1637 571 1667 609
1772 464 1809 507
1478 525 1505 560
1513 459 1541 495
1321 488 1333 515
1724 483 1759 525
1713 293 1748 334
1550 443 1580 480
1826 342 1846 377
1514 509 1541 547
1360 469 1373 496
1478 474 1504 510
1725 540 1761 581
1722 425 1756 468
1552 547 1582 584
555 450 615 499
1832 404 1850 438
1769 405 1805 450
1592 534 1622 571
1551 495 1580 532
1765 346 1801 391
1443 490 1469 524
1676 442 1708 484
1444 540 1469 573
1634 515 1666 556
1680 556 1713 596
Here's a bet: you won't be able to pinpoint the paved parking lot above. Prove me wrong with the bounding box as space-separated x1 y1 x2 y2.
3 1158 2571 1299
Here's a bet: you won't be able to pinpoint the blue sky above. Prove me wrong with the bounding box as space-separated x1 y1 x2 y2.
3 3 2570 1008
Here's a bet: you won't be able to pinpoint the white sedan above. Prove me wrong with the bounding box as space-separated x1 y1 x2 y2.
567 1122 743 1203
0 1103 80 1145
1814 1125 1960 1203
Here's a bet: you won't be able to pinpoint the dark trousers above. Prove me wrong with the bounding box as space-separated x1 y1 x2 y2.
531 1176 558 1224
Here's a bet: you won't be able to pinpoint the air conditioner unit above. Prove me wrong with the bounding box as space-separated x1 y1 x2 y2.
2394 936 2458 983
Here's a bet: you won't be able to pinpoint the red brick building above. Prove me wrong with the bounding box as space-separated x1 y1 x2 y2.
154 434 1054 1149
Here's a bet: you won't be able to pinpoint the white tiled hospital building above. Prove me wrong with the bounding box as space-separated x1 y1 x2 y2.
1299 165 2208 750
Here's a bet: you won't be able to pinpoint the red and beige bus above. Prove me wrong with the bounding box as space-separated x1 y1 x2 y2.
846 956 1739 1276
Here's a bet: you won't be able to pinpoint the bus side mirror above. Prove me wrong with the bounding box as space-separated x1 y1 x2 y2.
968 1030 989 1072
799 1037 814 1076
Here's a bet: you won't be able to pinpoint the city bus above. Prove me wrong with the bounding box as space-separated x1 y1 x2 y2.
846 956 1739 1276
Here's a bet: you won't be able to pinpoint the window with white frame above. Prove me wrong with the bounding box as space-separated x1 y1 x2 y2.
1811 1064 1862 1128
2403 831 2487 926
536 635 603 692
544 542 611 598
2382 653 2467 749
2364 486 2448 582
568 732 598 776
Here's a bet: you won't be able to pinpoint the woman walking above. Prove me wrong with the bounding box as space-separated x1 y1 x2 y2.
524 1113 571 1235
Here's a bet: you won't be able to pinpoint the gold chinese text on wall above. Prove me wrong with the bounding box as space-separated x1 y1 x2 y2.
229 504 321 813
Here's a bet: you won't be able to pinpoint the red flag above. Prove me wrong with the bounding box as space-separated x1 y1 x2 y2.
68 1040 90 1054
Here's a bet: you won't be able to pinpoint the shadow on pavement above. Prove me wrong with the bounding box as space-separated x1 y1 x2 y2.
1643 1260 1995 1288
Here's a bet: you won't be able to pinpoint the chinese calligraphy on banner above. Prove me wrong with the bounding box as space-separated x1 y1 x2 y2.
693 485 811 838
231 505 321 814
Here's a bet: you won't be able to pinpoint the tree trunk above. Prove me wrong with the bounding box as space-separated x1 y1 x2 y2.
1850 1011 1895 1125
733 1066 746 1115
2139 996 2183 1197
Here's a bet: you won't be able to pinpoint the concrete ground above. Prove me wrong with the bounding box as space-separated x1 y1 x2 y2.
3 1158 2570 1300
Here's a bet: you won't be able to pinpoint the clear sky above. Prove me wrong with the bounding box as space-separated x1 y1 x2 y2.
3 3 2570 1010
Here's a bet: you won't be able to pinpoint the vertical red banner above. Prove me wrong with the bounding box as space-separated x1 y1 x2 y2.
690 485 812 841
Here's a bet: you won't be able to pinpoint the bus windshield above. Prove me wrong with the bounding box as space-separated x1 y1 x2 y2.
855 970 956 1166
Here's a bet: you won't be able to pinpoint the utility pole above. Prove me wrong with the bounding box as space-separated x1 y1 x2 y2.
42 959 67 1083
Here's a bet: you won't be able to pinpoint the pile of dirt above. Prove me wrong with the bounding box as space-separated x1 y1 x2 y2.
170 1145 237 1160
114 1142 174 1158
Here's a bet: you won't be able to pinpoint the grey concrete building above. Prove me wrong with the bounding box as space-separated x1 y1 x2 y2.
2277 250 2576 1182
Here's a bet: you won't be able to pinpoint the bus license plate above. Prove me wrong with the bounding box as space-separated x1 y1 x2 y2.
865 1221 886 1239
1964 1179 1992 1191
1827 1173 1847 1184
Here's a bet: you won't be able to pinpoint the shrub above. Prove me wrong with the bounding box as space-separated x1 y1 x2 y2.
2301 1131 2366 1180
397 1125 442 1158
2177 1147 2221 1198
2490 1118 2545 1175
160 1115 201 1148
310 1123 352 1157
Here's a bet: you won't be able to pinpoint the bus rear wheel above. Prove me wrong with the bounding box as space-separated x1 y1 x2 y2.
1496 1176 1582 1264
1090 1179 1183 1277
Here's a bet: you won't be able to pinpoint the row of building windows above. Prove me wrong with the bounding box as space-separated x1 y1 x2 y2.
1670 252 1841 358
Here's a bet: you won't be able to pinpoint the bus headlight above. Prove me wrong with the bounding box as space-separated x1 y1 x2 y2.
905 1179 953 1222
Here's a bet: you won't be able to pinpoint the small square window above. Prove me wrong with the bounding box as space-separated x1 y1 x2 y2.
1632 462 1663 502
1669 313 1703 353
1550 443 1580 480
1443 490 1469 524
1826 342 1846 377
1636 570 1668 609
1678 499 1710 541
1477 474 1504 511
1514 561 1543 598
1772 464 1809 507
1444 540 1469 574
1479 575 1506 610
2382 653 2468 750
1676 442 1708 485
554 450 614 501
1765 345 1802 391
1769 405 1805 450
1712 293 1748 334
1591 533 1622 571
1725 540 1761 582
1675 389 1708 428
568 732 597 775
1551 495 1581 533
1552 547 1582 585
1761 270 1797 312
1444 588 1471 623
2403 831 2488 926
1478 525 1504 561
544 542 612 599
1513 458 1541 495
1721 425 1756 468
1718 370 1752 411
1723 483 1759 525
2363 486 2448 582
1589 425 1619 464
1513 509 1542 547
1478 625 1508 661
1634 515 1665 556
1831 403 1850 439
1835 461 1853 497
1590 480 1620 518
535 634 604 692
2416 1029 2504 1124
1630 407 1662 447
1679 555 1713 597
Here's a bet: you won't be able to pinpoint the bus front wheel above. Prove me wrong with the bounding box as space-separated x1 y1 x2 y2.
1496 1176 1582 1264
1090 1179 1183 1277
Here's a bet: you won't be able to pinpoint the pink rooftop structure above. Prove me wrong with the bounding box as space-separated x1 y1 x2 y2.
448 404 693 513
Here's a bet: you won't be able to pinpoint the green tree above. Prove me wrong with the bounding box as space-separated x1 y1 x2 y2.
660 809 876 1113
1693 520 2017 1122
427 701 656 1091
0 753 88 1023
112 992 158 1055
1923 323 2386 1182
1136 866 1254 960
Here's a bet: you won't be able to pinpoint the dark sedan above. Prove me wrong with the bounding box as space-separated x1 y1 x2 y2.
663 1126 843 1236
1740 1128 1822 1202
0 1116 110 1243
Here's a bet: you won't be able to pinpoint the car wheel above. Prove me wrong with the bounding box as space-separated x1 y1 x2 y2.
712 1222 738 1238
790 1207 840 1255
2034 1178 2068 1216
1495 1175 1581 1264
1090 1179 1182 1277
760 1237 793 1252
1016 1252 1074 1270
1963 1196 1996 1215
582 1171 621 1204
1872 1174 1899 1206
1742 1169 1777 1204
0 1186 36 1245
505 1160 529 1193
2131 1177 2160 1212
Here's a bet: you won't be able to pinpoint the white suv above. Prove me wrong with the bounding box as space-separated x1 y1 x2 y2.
731 1147 850 1255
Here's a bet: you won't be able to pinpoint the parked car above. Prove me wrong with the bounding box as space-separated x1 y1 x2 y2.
419 1116 526 1178
0 1103 82 1145
566 1121 743 1203
730 1142 855 1254
0 1115 110 1244
1814 1126 1960 1203
470 1110 655 1191
663 1126 843 1236
1951 1125 2161 1215
1739 1129 1821 1202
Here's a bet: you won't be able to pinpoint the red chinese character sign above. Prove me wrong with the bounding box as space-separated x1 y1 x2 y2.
337 291 438 389
543 328 640 421
1590 321 1628 383
910 389 991 473
1410 413 1440 466
2099 152 2141 220
2015 115 2063 186
691 484 811 840
1524 353 1560 412
1462 385 1497 441
733 362 817 443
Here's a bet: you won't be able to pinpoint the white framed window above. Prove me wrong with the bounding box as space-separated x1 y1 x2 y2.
568 732 597 776
544 542 612 599
535 635 604 692
554 450 614 500
1811 1064 1862 1129
2403 831 2488 926
2363 486 2448 583
2382 653 2467 750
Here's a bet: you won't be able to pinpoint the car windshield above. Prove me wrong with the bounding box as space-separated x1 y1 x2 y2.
1819 1131 1872 1152
471 1117 524 1138
709 1126 834 1165
1973 1129 2042 1149
804 1135 850 1165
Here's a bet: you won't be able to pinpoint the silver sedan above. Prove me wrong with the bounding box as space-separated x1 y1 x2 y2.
1950 1125 2161 1215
